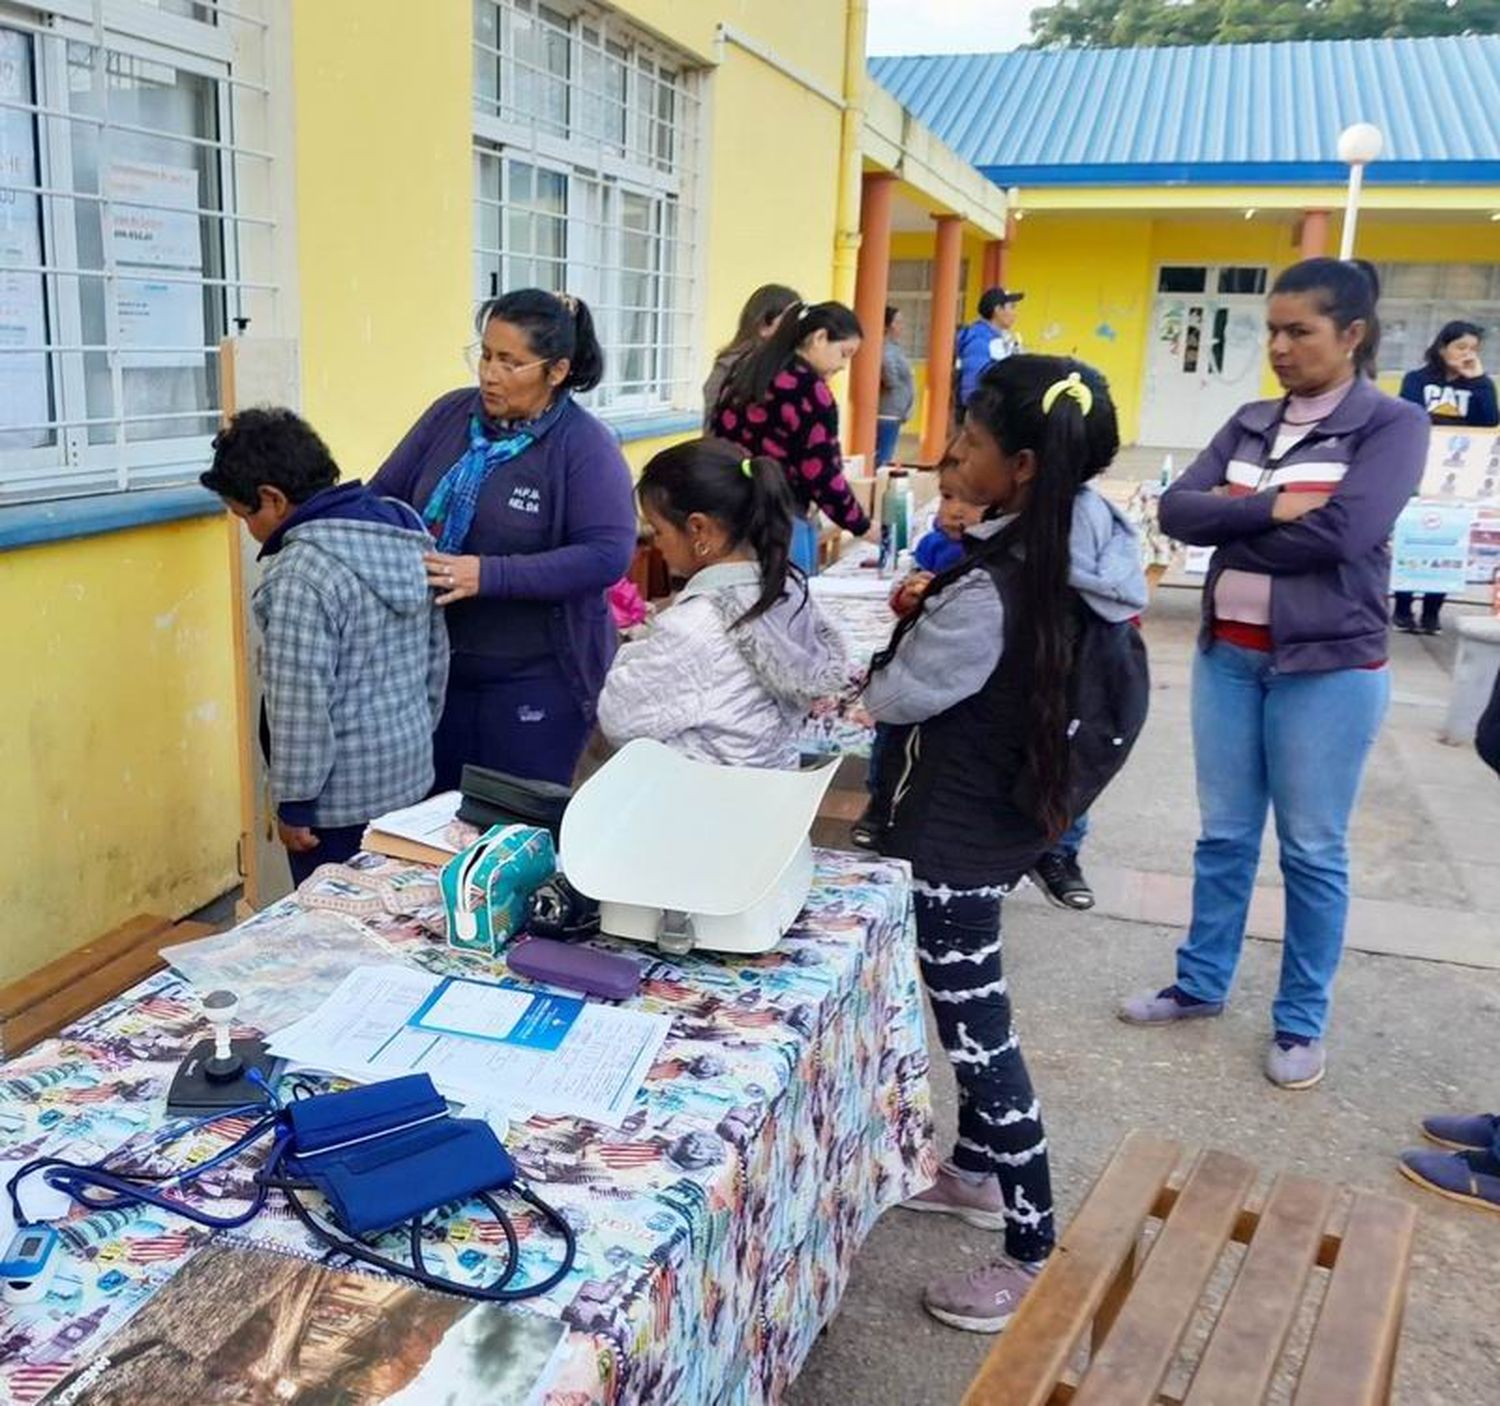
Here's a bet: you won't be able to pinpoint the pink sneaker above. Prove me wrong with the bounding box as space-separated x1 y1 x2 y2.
900 1163 1006 1230
923 1257 1041 1333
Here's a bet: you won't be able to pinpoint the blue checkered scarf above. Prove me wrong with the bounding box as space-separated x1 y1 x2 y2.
422 393 572 553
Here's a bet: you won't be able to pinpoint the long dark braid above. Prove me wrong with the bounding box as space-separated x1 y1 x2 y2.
871 355 1120 839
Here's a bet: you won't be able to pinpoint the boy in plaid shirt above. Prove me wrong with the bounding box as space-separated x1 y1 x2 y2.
203 409 448 882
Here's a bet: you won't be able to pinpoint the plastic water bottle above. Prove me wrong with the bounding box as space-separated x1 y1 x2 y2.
885 469 913 554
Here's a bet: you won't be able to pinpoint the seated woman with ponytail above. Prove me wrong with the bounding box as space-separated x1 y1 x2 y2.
865 355 1147 1336
597 438 848 769
373 289 635 789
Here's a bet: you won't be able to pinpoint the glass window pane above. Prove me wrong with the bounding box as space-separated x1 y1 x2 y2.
1217 266 1266 295
474 0 500 113
475 147 501 254
0 28 56 450
1438 265 1491 301
508 7 567 137
1382 263 1441 299
607 43 629 148
502 160 566 294
655 73 675 170
67 44 224 445
888 260 932 293
1159 266 1207 293
619 190 656 389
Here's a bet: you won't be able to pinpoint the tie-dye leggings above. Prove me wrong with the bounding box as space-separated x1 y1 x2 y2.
914 877 1055 1264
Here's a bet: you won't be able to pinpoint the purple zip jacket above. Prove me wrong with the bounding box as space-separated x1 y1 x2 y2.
371 387 636 719
1161 375 1430 674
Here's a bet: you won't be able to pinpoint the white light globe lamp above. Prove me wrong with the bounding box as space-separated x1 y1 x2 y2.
1337 123 1383 259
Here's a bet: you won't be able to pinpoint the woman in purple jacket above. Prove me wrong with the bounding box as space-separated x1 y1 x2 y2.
1120 259 1430 1090
373 290 635 789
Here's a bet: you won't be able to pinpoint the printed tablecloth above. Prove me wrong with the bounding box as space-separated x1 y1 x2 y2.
0 851 933 1406
799 549 898 760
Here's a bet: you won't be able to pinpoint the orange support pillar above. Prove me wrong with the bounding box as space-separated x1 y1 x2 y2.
849 171 896 465
922 214 963 463
981 238 1004 292
1301 210 1330 258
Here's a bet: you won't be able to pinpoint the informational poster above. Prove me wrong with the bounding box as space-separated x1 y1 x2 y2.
104 158 205 368
104 159 202 268
0 28 50 448
115 277 205 368
1466 506 1500 589
1404 426 1500 591
1391 501 1476 594
1418 425 1500 501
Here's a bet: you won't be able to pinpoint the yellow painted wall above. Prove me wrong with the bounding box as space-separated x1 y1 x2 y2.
290 0 473 478
698 40 845 390
625 0 848 90
0 519 239 981
284 1 850 475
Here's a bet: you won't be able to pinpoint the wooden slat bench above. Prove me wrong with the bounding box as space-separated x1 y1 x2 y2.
0 913 218 1060
963 1132 1416 1406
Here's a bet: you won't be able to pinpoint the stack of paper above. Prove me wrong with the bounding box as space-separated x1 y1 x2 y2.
363 792 474 866
267 965 671 1128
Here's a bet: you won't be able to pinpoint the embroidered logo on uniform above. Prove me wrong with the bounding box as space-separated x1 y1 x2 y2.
517 705 547 723
508 486 542 515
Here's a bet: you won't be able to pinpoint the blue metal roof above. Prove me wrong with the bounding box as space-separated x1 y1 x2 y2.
869 37 1500 186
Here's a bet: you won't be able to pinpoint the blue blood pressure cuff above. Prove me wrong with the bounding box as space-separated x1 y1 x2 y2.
278 1074 515 1237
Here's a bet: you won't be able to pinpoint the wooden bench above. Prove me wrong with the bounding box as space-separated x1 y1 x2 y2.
0 913 219 1060
964 1132 1416 1406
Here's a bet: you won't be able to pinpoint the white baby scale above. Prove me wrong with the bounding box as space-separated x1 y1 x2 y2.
560 739 839 955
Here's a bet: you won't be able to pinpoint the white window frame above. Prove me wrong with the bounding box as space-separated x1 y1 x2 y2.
0 0 276 505
471 0 701 420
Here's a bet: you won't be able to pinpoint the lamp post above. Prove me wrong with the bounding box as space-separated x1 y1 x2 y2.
1337 123 1384 260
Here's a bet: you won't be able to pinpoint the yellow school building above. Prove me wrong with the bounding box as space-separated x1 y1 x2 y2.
5 9 1496 979
873 39 1500 447
0 0 1004 977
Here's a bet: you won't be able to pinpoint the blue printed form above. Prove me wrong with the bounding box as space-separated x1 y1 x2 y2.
408 977 583 1052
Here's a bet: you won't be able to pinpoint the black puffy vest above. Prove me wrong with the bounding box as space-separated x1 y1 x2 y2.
876 550 1150 889
876 552 1047 888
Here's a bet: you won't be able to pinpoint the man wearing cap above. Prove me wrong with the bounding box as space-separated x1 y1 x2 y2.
956 286 1025 412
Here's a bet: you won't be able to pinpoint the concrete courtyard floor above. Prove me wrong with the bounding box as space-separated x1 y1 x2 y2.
790 590 1500 1406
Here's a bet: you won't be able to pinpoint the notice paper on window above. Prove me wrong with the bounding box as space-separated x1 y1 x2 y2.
266 965 671 1127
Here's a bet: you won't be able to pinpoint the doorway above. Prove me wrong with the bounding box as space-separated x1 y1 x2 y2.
1138 265 1268 448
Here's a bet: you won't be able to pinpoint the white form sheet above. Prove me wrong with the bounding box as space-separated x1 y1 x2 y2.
267 965 671 1128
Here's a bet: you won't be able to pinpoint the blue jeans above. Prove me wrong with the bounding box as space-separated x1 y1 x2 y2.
1176 643 1389 1040
791 514 820 577
875 416 903 466
1051 813 1089 860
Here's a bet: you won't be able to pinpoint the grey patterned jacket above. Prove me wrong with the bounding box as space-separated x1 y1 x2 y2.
253 509 448 828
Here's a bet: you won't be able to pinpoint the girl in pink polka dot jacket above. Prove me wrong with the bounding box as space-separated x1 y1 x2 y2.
711 300 872 572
